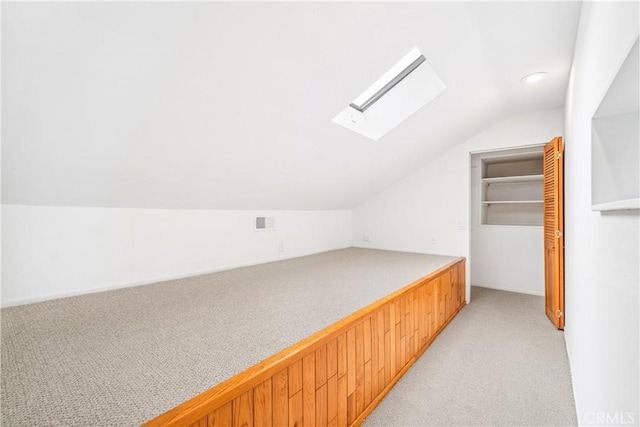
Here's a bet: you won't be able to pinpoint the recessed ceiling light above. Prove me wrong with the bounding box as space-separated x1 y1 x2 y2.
521 72 547 84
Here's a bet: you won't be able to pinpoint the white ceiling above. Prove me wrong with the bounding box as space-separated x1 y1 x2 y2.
1 1 582 210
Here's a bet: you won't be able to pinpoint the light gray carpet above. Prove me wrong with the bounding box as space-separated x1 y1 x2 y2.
1 248 456 426
364 286 577 427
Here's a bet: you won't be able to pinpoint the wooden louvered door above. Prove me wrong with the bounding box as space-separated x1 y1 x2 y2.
543 137 565 329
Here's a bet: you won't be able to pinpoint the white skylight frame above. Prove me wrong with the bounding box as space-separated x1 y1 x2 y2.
333 47 447 141
349 53 426 113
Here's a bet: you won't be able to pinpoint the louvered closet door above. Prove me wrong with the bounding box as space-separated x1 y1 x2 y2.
543 137 565 329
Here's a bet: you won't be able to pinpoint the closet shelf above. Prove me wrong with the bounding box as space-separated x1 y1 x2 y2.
479 151 544 226
482 174 543 184
481 200 543 205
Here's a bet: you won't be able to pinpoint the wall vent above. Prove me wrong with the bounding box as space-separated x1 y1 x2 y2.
255 216 276 231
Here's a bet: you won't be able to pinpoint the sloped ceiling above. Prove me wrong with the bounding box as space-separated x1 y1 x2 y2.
1 1 581 209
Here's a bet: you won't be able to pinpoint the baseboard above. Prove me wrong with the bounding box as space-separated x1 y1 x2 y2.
563 326 581 425
472 283 544 297
1 245 352 308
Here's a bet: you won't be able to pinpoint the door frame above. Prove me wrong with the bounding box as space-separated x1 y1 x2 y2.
467 142 546 302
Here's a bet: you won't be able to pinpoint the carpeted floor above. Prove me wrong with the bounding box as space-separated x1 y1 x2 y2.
364 286 577 426
1 248 457 426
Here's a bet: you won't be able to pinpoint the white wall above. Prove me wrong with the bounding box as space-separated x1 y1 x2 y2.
1 206 351 306
469 225 543 295
563 1 639 425
352 107 564 299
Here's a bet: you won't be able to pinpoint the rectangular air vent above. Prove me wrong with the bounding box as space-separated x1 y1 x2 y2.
255 216 276 231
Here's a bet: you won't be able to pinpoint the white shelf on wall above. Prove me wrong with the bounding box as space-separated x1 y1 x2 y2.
481 200 543 205
592 197 640 211
482 174 543 184
479 150 544 226
484 221 544 227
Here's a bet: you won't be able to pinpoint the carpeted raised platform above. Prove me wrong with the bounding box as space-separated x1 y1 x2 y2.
1 248 456 426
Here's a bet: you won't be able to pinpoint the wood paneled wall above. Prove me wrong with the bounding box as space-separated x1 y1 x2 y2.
143 258 466 427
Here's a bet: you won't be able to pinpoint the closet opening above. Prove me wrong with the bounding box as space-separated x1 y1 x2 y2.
469 140 565 328
469 144 546 298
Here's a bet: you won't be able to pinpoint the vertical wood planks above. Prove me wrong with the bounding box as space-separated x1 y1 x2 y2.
346 328 356 396
233 391 253 427
370 315 379 398
337 333 347 379
363 318 372 363
327 339 337 379
272 369 288 427
143 259 465 427
337 375 347 426
315 345 327 390
315 383 327 427
288 391 302 427
208 402 232 427
383 307 391 386
327 375 337 425
288 360 302 397
303 353 316 427
395 322 402 375
354 322 364 416
437 278 446 328
254 378 272 427
389 303 397 378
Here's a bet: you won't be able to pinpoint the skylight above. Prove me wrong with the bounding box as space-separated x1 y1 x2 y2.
349 54 426 113
333 47 446 141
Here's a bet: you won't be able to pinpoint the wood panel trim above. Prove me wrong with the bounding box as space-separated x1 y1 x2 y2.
351 301 466 427
143 258 466 427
